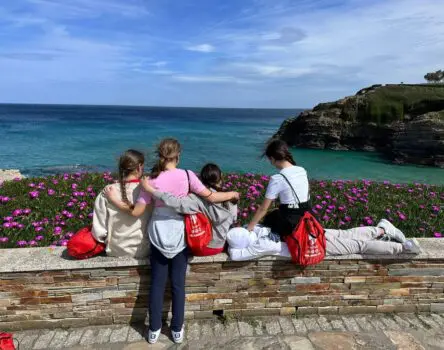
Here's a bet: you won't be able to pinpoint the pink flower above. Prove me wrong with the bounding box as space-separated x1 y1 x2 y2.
35 227 43 232
3 216 13 222
71 183 78 190
53 226 62 235
2 222 12 228
17 240 27 247
35 235 44 241
28 240 38 246
47 189 56 196
23 208 31 215
434 232 442 238
0 237 9 243
12 209 22 217
29 191 39 199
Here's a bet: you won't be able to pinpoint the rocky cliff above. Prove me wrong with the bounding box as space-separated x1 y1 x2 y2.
273 84 444 168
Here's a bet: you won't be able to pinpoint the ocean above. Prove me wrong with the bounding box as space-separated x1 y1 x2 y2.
1 104 443 184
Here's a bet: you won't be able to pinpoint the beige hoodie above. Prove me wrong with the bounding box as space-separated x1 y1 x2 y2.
91 182 150 258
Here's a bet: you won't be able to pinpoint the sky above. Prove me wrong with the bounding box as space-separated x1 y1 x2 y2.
0 0 443 108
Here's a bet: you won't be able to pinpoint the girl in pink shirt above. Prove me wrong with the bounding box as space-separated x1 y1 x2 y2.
106 138 239 344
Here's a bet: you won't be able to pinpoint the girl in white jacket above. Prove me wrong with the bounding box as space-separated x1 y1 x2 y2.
92 149 150 258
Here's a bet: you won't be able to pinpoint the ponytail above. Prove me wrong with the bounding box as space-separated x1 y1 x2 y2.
264 139 296 165
150 138 181 178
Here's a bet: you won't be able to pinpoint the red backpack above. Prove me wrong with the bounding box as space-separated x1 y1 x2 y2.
280 174 326 266
0 333 16 350
184 212 213 256
286 211 326 266
67 226 106 260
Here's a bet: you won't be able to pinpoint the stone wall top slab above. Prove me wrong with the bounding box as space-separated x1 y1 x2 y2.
0 238 442 273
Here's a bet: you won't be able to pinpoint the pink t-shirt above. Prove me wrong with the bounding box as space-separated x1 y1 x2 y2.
137 169 206 207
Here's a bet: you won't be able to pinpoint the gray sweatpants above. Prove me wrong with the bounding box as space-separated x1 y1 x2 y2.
326 226 403 256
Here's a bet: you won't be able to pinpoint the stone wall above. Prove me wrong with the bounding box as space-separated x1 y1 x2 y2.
1 239 444 331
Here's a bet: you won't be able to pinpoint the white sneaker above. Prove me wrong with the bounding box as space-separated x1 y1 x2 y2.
377 219 406 243
171 327 184 344
147 328 161 344
403 239 421 254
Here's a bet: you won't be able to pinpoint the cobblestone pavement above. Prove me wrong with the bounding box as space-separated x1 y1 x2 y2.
11 313 444 349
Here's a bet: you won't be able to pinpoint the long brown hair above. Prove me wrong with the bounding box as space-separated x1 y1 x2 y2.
150 138 181 178
264 139 296 165
200 163 230 209
118 149 145 210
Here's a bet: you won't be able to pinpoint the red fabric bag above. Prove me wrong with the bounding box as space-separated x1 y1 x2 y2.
185 213 213 256
285 211 326 266
0 332 16 350
67 226 106 260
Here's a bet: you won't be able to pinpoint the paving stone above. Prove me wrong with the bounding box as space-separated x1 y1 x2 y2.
20 333 40 350
341 316 360 332
65 328 86 347
49 330 69 349
401 315 427 330
308 331 356 350
283 335 315 350
238 321 254 337
393 314 412 329
33 330 56 349
430 313 444 326
279 317 296 335
225 322 240 338
317 316 332 331
80 329 99 346
292 318 308 334
380 316 401 330
96 328 112 344
417 314 440 329
201 322 215 338
329 317 346 331
368 316 386 331
265 319 282 335
354 316 374 331
384 331 425 350
187 321 201 340
127 327 143 342
109 326 130 343
253 320 264 336
303 317 321 331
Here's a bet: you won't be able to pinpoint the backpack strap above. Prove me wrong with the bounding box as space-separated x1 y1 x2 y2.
280 173 310 204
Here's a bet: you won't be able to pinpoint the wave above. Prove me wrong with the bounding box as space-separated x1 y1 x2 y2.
21 164 113 177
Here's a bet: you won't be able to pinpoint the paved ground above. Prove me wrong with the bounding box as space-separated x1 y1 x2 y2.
11 313 444 349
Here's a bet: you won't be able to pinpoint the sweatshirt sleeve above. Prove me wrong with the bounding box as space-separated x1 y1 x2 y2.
152 191 202 214
228 238 283 261
91 191 108 243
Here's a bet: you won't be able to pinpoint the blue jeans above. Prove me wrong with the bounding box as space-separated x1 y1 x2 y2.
149 245 188 332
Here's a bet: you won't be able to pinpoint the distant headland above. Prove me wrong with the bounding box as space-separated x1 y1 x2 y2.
272 83 444 168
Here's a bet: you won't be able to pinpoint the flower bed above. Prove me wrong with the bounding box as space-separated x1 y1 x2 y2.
0 172 443 248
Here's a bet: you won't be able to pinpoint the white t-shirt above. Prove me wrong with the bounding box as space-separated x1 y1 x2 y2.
265 166 309 204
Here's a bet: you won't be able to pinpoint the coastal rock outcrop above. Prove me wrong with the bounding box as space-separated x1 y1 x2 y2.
0 169 24 183
273 84 444 168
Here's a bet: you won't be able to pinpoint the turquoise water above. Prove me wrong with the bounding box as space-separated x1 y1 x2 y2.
1 104 443 184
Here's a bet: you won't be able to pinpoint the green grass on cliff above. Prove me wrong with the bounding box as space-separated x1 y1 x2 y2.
358 84 444 124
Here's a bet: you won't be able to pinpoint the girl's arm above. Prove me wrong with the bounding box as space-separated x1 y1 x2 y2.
141 175 239 205
104 186 147 217
197 188 240 204
247 198 273 232
141 176 201 214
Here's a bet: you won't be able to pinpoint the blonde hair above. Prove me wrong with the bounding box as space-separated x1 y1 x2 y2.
150 138 181 178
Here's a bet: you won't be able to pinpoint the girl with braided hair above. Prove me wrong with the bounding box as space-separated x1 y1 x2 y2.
92 149 150 258
105 138 239 344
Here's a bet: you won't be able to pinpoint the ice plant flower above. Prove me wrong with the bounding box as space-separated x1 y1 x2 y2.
29 191 39 199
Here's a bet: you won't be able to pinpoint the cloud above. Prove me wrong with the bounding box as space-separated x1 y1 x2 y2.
171 75 250 84
186 44 215 53
267 27 307 44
